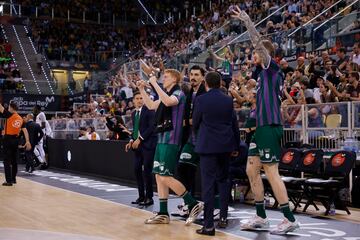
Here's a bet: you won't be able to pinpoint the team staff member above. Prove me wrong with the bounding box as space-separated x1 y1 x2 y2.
137 69 203 225
192 72 239 236
125 91 157 206
0 102 31 186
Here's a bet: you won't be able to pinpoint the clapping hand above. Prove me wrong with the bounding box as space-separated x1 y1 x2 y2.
136 80 147 90
149 75 158 86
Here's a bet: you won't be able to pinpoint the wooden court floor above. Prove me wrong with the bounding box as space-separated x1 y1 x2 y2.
0 174 244 240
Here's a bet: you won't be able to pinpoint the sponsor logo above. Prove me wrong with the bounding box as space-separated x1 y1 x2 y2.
282 151 294 164
304 153 316 166
332 153 346 167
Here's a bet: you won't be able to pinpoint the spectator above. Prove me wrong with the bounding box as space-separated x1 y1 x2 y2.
336 47 349 72
351 42 360 66
280 59 294 76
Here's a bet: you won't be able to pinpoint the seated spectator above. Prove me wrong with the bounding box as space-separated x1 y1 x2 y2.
336 47 350 72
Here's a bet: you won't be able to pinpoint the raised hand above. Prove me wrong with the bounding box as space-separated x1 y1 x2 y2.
231 6 251 23
149 75 158 86
136 80 147 90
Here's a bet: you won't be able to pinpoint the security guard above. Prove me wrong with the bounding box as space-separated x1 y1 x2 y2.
0 102 31 186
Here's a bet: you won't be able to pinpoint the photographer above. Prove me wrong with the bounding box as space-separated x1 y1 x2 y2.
105 115 131 140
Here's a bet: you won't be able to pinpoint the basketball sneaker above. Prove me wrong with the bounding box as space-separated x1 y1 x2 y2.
270 219 299 234
171 204 189 218
240 215 270 230
185 202 204 226
144 214 170 224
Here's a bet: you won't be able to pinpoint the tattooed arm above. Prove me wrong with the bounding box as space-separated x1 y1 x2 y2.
232 6 271 67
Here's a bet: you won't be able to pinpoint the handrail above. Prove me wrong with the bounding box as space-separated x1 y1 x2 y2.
214 3 288 54
313 0 360 32
288 0 344 37
202 20 231 42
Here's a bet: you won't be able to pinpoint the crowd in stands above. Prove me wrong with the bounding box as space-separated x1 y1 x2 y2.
30 19 139 64
17 0 139 22
0 34 24 93
16 0 357 74
53 39 359 140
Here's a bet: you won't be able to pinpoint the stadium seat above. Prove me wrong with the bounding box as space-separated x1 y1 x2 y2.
302 151 356 215
325 114 342 128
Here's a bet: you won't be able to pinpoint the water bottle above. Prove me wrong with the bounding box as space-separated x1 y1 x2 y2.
343 137 354 151
264 193 271 207
239 191 245 203
235 184 241 201
329 202 336 216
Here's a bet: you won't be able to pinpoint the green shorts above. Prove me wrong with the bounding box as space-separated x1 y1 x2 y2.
179 143 199 167
248 125 283 163
153 143 180 176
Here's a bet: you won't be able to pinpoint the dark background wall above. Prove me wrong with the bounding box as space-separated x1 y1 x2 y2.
47 139 202 196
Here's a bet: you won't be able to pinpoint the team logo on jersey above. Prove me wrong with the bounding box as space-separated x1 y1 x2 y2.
12 120 22 128
180 153 192 160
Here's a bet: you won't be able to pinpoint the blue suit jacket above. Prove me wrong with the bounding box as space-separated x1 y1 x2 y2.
193 88 240 154
131 106 157 150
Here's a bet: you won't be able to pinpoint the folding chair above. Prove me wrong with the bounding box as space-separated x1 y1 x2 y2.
302 151 356 215
262 148 303 209
289 149 324 212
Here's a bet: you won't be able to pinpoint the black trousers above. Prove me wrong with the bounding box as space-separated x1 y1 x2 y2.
177 162 197 196
3 136 19 183
134 147 155 199
200 153 231 229
25 147 36 171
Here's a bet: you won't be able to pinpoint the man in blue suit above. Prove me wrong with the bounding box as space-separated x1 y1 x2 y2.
193 72 239 236
125 91 157 206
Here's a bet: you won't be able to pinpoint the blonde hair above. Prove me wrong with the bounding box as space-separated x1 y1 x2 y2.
164 69 181 83
261 40 275 57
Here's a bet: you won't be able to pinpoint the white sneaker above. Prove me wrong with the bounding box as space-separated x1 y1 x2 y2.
185 202 204 226
170 204 189 218
213 209 220 220
270 219 299 235
240 215 270 230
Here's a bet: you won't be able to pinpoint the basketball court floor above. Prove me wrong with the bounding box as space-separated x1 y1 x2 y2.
0 164 360 240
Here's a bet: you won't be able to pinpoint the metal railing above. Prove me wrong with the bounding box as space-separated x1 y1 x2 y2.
47 102 360 151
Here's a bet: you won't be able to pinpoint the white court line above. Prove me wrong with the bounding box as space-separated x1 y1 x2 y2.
6 175 251 240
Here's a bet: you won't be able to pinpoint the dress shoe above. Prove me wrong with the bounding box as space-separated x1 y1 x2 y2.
196 227 215 236
39 163 48 170
140 198 154 206
2 182 13 186
217 218 228 229
131 198 144 204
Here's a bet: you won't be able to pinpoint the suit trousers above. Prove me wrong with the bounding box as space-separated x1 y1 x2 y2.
200 152 231 229
134 147 155 199
3 136 19 183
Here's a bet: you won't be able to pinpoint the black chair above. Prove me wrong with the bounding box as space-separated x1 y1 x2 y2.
230 142 249 202
289 149 324 212
261 148 303 209
302 151 356 215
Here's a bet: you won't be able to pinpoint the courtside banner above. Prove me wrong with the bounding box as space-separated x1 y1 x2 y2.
1 94 61 112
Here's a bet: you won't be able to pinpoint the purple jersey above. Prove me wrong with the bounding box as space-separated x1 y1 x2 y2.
256 59 283 127
157 90 186 146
